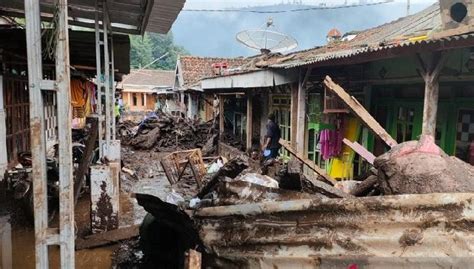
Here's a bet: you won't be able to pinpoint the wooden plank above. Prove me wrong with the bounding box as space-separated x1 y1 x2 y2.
74 116 99 205
184 249 202 269
342 138 376 165
75 225 139 250
323 76 398 148
279 139 338 186
296 74 306 154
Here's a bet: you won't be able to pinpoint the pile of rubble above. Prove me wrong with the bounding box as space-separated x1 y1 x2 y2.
118 114 218 154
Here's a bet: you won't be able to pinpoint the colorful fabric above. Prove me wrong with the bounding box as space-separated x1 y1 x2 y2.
319 128 343 160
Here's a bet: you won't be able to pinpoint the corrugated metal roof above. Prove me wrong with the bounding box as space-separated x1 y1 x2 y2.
0 0 185 34
269 3 474 69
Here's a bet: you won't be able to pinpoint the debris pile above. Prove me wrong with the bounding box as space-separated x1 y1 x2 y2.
118 114 217 154
374 135 474 195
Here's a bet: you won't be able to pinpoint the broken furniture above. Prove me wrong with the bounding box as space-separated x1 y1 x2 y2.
161 149 207 188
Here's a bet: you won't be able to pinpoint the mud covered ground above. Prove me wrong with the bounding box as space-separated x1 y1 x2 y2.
0 146 174 268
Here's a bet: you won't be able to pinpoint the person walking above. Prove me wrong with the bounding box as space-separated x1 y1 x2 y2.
262 112 281 159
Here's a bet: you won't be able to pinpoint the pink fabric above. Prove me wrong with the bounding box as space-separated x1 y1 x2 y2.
320 129 343 160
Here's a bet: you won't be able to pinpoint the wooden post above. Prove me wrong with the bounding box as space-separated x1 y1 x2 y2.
246 92 253 151
219 95 224 137
416 52 448 137
24 0 52 266
0 75 7 177
184 249 202 269
296 69 310 154
74 116 99 205
290 83 298 149
56 0 75 266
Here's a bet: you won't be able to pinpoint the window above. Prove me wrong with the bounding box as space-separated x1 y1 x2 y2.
455 109 474 163
132 93 137 106
395 106 415 143
271 95 292 159
141 93 145 106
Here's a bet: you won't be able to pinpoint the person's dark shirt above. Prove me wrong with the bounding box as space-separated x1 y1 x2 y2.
266 120 281 149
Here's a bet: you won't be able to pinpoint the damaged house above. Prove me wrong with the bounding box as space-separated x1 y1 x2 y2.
202 2 474 175
135 1 474 268
174 55 250 121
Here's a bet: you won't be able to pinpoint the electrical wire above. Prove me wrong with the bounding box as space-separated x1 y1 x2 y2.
182 0 394 13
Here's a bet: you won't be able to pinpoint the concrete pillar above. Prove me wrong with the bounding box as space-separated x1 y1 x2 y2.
0 75 8 178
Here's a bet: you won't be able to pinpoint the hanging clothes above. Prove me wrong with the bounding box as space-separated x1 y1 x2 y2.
319 128 343 160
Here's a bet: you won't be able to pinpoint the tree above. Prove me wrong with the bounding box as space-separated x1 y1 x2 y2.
129 32 187 70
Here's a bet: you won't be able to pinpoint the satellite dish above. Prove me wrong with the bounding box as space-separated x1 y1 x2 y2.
236 18 298 54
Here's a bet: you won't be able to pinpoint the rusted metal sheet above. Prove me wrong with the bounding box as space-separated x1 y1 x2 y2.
90 164 119 233
195 193 474 268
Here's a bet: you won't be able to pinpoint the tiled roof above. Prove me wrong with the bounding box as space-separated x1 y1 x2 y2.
120 69 175 89
178 56 250 87
268 3 474 68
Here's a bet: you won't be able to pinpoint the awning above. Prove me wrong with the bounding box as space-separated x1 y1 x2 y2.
201 69 298 91
0 0 185 34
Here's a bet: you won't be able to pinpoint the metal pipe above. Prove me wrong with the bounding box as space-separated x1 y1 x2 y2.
56 0 75 267
24 0 49 267
95 0 103 158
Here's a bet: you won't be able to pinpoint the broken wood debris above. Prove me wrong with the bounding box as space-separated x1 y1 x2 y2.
75 225 139 250
279 138 337 186
161 149 207 188
119 113 217 154
323 76 398 148
342 138 376 165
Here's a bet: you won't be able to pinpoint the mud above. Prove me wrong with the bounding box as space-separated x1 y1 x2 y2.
375 136 474 195
399 229 423 247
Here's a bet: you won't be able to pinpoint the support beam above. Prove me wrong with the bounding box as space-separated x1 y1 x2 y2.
290 83 298 149
296 69 309 154
0 75 8 178
74 116 99 205
56 0 75 267
24 0 49 267
111 33 116 140
416 52 448 137
219 95 224 137
95 1 104 158
260 92 269 146
323 76 398 148
279 139 337 186
246 92 253 151
103 5 111 157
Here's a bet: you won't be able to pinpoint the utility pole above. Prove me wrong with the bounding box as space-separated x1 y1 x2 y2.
407 0 410 16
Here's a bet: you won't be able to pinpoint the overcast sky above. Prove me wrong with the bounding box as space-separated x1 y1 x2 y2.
183 0 437 9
